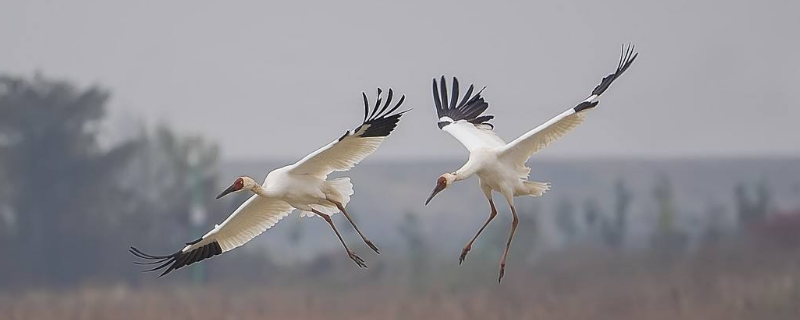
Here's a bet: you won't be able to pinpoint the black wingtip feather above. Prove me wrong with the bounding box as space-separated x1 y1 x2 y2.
383 94 405 117
450 77 459 110
440 76 448 112
369 88 383 121
362 92 369 122
458 84 474 109
352 89 408 139
590 43 638 96
432 78 443 114
375 88 393 118
338 131 350 142
431 77 493 129
360 113 404 138
574 101 599 112
130 241 223 277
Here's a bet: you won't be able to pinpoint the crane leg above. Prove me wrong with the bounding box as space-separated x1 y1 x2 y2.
312 209 367 268
331 200 380 254
498 202 519 283
459 199 497 264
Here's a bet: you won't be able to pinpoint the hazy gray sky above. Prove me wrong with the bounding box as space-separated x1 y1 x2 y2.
2 0 798 160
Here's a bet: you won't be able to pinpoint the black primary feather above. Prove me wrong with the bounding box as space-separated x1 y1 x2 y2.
369 88 383 120
590 44 638 97
383 94 405 117
572 44 638 113
432 76 494 129
348 88 409 139
362 92 369 122
450 77 459 110
574 101 599 113
432 79 443 115
440 76 449 114
130 240 223 277
375 88 393 118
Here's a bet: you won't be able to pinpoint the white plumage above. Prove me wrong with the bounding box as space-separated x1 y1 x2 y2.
500 108 587 177
131 88 408 276
425 45 638 282
210 195 294 252
442 119 506 151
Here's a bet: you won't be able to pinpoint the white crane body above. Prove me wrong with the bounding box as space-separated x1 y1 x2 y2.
262 167 351 215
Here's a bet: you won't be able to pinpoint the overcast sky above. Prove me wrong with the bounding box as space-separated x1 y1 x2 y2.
2 0 798 161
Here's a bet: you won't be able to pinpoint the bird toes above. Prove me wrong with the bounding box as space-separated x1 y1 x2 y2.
365 240 380 254
459 246 471 265
349 251 368 268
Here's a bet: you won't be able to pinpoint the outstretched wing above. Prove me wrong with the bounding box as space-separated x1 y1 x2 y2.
288 88 407 179
131 195 294 277
499 44 638 167
432 76 505 151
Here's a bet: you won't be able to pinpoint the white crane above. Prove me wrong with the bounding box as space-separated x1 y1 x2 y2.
131 88 408 276
424 45 638 282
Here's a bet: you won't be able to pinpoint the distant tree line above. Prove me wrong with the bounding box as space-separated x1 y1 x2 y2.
0 73 224 287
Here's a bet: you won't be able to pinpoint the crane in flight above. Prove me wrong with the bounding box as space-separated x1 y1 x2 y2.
131 88 408 276
424 44 638 282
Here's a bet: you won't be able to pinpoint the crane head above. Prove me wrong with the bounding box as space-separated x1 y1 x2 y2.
216 176 257 199
425 173 456 205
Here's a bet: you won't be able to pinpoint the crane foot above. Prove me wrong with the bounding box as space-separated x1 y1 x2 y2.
459 246 471 265
365 240 380 254
349 250 368 268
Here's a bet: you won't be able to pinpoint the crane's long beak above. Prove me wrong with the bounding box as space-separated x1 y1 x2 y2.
425 185 444 206
216 184 238 199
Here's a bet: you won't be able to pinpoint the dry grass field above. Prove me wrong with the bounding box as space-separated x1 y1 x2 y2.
3 243 799 320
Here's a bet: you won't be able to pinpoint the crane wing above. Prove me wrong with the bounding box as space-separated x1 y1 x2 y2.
130 195 294 277
499 44 638 167
432 76 505 151
287 88 407 179
441 120 506 151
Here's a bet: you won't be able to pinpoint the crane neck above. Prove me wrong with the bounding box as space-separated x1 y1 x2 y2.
251 184 269 197
454 162 478 181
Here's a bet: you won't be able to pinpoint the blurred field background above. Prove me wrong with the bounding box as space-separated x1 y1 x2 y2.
1 73 799 319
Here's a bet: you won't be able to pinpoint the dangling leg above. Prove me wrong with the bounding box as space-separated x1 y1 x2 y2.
460 187 497 264
312 209 367 268
330 200 379 254
498 196 519 283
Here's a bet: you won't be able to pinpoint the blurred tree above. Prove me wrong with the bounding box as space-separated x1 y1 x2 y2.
0 162 15 280
653 175 675 232
734 180 772 227
601 179 632 249
0 74 223 286
0 74 139 286
397 211 429 290
702 202 727 245
583 197 603 232
651 175 687 254
0 164 11 232
554 198 577 243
